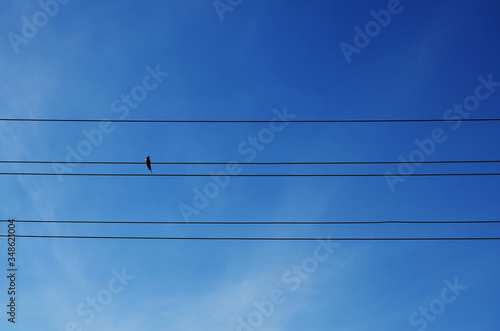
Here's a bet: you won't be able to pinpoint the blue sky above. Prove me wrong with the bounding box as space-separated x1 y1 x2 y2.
1 0 499 330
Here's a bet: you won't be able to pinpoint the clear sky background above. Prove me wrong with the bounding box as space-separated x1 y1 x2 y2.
1 0 499 330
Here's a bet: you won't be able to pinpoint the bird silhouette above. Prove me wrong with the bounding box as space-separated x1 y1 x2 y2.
145 156 152 173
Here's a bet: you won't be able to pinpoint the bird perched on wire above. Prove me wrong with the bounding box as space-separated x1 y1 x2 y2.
145 156 152 173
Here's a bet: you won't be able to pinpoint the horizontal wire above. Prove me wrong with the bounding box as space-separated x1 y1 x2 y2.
1 160 500 165
1 118 500 123
3 220 500 225
0 234 499 240
1 172 500 177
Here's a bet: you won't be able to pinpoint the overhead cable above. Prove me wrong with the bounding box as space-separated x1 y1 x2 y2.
0 234 499 241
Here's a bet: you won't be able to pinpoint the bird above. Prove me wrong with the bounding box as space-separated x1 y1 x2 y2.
145 156 152 173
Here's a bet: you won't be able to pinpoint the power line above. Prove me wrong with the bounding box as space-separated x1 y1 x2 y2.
1 172 500 177
3 219 500 225
1 118 500 124
1 160 500 165
0 234 499 240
